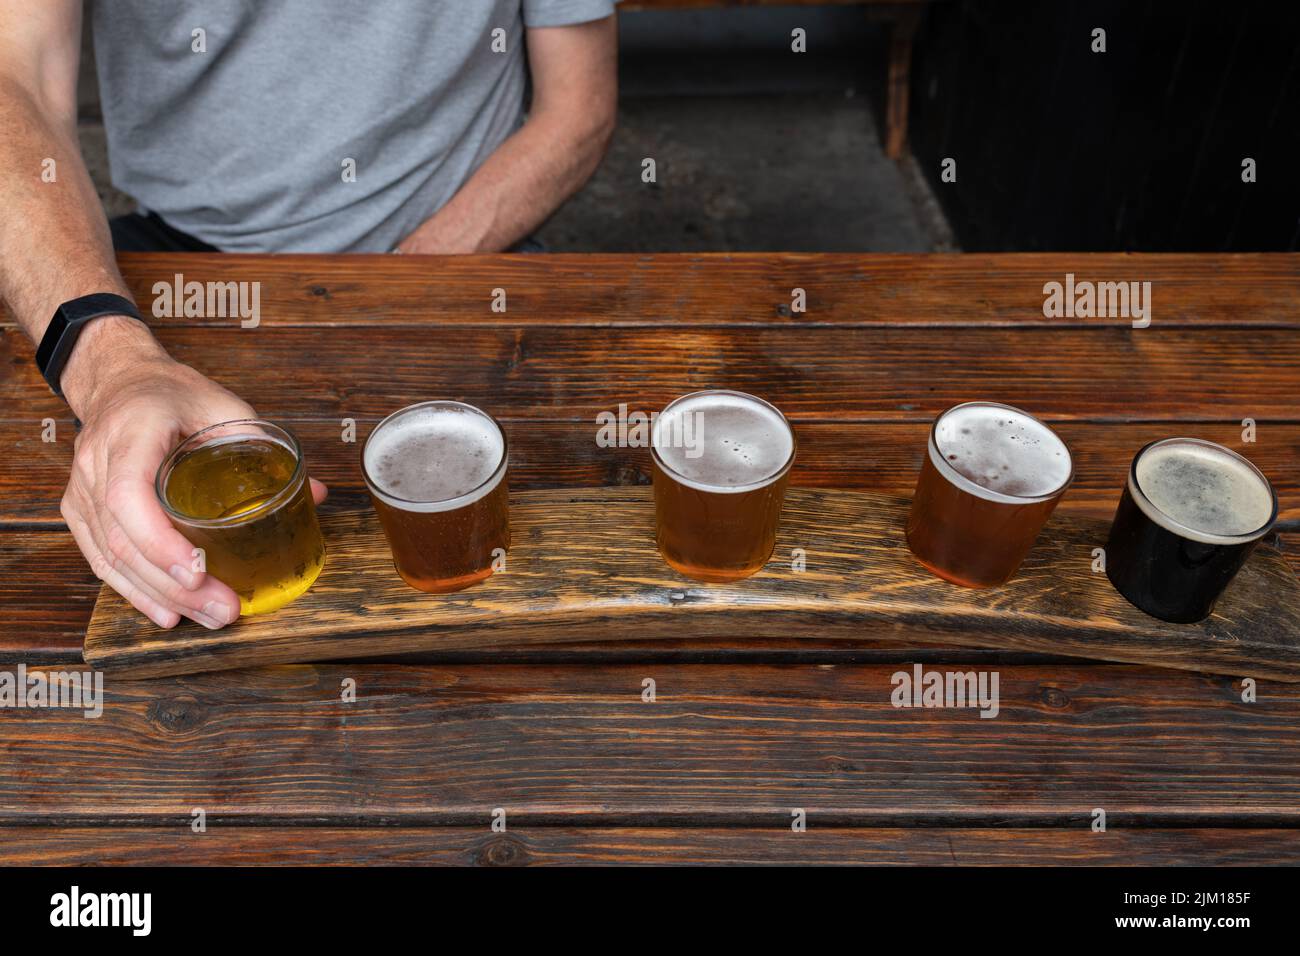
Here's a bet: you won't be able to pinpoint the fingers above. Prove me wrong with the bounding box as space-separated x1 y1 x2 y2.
100 510 241 629
310 477 328 505
103 432 212 589
77 490 240 630
64 506 180 630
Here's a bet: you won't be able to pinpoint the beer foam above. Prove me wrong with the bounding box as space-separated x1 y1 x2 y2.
930 403 1072 503
652 391 794 492
1133 439 1274 542
364 403 506 512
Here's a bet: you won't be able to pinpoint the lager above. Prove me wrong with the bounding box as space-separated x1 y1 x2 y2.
157 420 325 615
362 401 510 593
1105 438 1277 623
906 401 1073 587
651 389 795 582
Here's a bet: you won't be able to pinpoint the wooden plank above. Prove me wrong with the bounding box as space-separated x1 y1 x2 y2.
84 488 1300 680
0 529 100 658
8 524 1293 667
5 325 1299 422
0 826 1292 866
3 662 1299 821
884 5 922 159
0 529 1084 665
4 254 1296 330
5 420 1297 526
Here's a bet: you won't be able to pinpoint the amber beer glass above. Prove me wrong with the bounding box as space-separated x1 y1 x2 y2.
906 401 1073 588
157 420 325 615
362 401 510 593
651 389 796 582
1105 438 1277 623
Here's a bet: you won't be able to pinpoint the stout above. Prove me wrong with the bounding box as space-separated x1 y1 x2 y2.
363 401 510 593
158 420 325 615
1105 438 1277 623
651 390 795 582
906 401 1073 587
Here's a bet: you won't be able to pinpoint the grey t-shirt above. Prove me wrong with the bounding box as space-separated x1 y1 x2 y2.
92 0 616 252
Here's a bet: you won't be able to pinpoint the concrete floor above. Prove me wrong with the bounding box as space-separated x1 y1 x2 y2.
537 93 944 252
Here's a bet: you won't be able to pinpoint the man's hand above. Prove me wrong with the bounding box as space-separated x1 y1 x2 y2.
396 14 618 254
60 319 327 629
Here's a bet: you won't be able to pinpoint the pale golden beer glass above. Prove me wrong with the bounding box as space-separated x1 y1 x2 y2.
651 389 796 582
156 420 325 615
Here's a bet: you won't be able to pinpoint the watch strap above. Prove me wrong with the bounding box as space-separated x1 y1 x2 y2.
36 293 145 397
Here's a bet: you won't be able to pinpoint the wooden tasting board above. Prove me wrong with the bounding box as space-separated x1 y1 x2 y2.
84 487 1300 680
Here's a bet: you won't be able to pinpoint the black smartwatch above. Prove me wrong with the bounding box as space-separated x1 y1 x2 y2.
35 293 145 398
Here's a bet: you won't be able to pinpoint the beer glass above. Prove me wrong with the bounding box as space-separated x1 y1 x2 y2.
362 401 510 593
1105 438 1277 623
651 389 796 582
157 420 326 616
906 401 1073 588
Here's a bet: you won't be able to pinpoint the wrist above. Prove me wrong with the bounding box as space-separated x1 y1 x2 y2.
61 314 171 420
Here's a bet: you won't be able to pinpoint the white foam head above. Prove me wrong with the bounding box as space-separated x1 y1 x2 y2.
929 402 1072 503
1131 438 1275 544
363 402 507 513
652 390 795 493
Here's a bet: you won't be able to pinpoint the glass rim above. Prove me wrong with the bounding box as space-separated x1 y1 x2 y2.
927 400 1075 505
155 419 305 529
1127 437 1278 546
361 400 509 511
650 388 797 494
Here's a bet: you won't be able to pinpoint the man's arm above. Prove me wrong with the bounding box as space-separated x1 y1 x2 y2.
0 0 313 630
396 14 618 254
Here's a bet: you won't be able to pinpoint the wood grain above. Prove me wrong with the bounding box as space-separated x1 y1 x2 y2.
2 827 1293 866
4 662 1299 821
16 524 1294 665
84 488 1300 680
6 324 1300 423
5 253 1293 329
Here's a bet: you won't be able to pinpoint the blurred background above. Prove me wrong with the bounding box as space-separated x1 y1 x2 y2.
78 0 1300 252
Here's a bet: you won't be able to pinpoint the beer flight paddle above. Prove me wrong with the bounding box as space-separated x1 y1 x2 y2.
85 483 1300 681
84 396 1298 679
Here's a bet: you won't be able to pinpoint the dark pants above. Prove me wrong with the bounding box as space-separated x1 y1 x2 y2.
109 212 546 253
109 212 220 252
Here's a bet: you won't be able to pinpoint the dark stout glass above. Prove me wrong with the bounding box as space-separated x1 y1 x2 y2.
362 401 510 593
1105 438 1277 623
651 390 796 583
157 420 325 615
906 401 1073 588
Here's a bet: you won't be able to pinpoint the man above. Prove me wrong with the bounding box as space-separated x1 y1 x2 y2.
0 0 617 630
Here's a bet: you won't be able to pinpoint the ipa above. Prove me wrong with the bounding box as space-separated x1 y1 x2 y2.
651 389 795 582
157 420 325 615
906 401 1073 587
1105 438 1277 622
362 401 510 593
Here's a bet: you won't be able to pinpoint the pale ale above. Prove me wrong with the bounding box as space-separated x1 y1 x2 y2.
1105 438 1277 622
651 390 795 582
906 402 1072 588
362 401 510 593
157 420 325 615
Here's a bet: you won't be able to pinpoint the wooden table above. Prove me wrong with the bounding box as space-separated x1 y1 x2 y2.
2 252 1299 865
